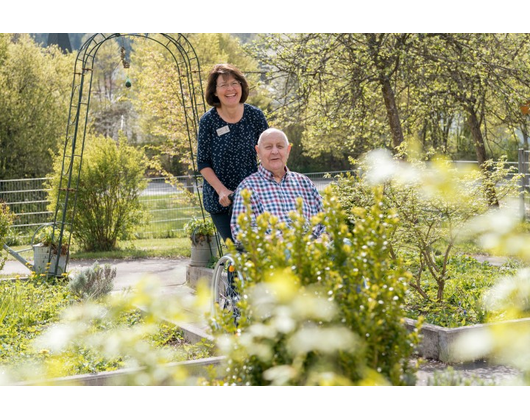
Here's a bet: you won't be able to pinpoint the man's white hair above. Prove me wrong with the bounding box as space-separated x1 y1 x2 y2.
257 128 289 146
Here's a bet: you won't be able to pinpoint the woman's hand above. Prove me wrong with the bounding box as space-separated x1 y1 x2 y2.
218 189 234 207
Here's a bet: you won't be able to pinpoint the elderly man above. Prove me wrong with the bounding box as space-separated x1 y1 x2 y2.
230 128 325 243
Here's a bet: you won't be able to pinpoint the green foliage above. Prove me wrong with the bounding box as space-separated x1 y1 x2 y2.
0 34 72 179
349 146 530 384
184 217 216 245
252 33 530 163
404 253 518 327
0 201 15 271
0 275 213 384
26 277 211 385
68 262 116 300
211 187 420 385
332 151 521 304
0 276 75 370
47 132 149 252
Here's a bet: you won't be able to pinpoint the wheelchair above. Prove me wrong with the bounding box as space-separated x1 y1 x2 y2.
209 193 244 319
210 252 242 320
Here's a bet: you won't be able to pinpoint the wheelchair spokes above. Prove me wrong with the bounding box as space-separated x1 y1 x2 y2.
211 254 241 321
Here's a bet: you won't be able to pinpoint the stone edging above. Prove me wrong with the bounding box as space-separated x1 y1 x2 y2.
15 356 225 386
186 265 530 364
406 317 530 363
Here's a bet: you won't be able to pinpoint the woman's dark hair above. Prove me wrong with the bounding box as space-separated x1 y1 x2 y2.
205 63 249 107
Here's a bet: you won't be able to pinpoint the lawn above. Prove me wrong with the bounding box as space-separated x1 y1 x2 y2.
3 237 192 263
72 237 192 260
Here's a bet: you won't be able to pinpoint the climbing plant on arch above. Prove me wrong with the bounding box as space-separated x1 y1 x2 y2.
48 33 208 275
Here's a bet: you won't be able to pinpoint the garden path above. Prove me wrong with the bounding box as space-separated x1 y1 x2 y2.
0 257 190 293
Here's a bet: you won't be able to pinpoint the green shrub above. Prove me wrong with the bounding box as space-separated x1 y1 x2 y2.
211 187 420 385
332 152 520 304
184 217 216 245
68 261 116 300
47 132 149 252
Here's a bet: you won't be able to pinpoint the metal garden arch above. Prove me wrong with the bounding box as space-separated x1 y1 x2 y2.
48 33 208 276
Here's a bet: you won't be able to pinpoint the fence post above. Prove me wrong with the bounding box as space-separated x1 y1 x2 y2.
519 148 527 221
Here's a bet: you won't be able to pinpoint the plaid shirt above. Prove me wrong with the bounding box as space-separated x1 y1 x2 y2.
230 165 325 242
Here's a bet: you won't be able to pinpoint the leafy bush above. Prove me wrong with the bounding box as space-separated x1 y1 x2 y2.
332 151 520 304
47 132 149 252
184 217 216 245
68 261 116 300
212 276 363 385
0 201 15 271
211 187 421 385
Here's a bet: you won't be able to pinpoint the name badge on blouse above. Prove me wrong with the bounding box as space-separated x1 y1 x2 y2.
216 125 230 136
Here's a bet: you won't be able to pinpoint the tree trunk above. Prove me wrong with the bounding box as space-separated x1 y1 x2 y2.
467 109 487 166
467 108 500 207
381 77 405 150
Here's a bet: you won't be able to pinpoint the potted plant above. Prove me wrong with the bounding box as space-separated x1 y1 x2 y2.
32 225 69 275
184 217 219 267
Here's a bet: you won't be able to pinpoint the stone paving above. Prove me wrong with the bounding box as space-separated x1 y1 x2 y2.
415 359 521 386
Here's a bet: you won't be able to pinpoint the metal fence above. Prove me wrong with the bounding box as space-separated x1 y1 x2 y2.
0 171 350 243
0 178 52 242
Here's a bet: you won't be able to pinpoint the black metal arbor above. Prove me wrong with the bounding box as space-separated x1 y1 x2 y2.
48 33 207 275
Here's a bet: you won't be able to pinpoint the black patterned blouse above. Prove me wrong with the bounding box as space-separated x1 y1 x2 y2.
197 103 269 214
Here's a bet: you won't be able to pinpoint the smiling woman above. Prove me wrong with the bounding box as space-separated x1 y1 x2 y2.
197 63 269 243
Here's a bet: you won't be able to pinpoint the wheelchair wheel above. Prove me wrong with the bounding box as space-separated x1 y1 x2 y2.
211 254 240 318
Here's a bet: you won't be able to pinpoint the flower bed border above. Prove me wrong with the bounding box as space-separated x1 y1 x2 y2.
187 265 530 364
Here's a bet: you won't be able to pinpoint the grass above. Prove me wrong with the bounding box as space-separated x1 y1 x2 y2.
3 237 192 263
71 237 192 260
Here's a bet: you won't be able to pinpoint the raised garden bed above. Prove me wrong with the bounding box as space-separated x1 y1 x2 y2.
185 265 527 365
405 317 530 363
